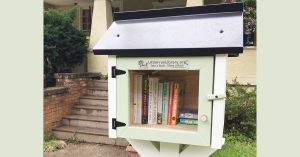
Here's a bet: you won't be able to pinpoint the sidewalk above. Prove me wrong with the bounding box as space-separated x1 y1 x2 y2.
44 143 130 157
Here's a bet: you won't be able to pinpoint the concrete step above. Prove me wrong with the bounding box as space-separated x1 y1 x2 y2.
62 115 108 129
88 80 108 89
79 95 108 106
86 87 108 97
52 126 128 146
72 104 108 116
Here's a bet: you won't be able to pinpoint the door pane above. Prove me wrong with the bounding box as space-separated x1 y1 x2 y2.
129 70 199 132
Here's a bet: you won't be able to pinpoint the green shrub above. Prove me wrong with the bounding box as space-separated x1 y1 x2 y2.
67 132 79 144
44 140 67 152
44 134 66 152
210 134 256 157
44 7 88 87
224 79 256 140
44 133 57 142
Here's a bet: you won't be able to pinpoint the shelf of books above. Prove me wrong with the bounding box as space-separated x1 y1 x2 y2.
129 70 199 132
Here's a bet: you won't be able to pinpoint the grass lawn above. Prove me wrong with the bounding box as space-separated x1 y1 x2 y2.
210 135 256 157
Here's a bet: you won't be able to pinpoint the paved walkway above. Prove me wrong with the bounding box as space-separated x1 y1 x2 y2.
44 143 131 157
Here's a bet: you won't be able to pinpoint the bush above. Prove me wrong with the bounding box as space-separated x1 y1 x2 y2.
224 79 256 140
44 7 88 87
44 134 67 152
66 132 79 144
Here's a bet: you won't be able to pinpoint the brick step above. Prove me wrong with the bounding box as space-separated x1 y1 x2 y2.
88 80 108 89
79 95 108 106
62 115 108 129
72 104 108 116
52 126 129 146
86 87 108 97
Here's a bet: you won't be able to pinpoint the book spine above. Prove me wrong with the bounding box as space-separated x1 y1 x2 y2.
168 81 174 125
142 76 148 124
137 75 143 124
157 82 163 124
148 78 153 124
179 113 198 119
133 75 138 124
152 78 159 124
162 81 169 125
179 118 198 125
171 82 180 125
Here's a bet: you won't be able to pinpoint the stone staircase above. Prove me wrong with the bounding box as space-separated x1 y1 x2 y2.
53 80 128 146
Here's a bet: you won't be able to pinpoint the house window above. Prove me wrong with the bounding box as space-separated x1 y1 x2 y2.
81 8 92 35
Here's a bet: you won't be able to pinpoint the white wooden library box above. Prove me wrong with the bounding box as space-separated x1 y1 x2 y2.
93 3 243 148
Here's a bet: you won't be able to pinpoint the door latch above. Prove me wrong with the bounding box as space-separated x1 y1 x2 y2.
207 93 226 100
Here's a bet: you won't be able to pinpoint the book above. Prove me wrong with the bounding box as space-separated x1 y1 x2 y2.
171 82 181 125
167 81 174 125
142 75 148 124
162 81 169 125
153 78 159 124
133 75 138 124
148 78 153 124
148 77 159 124
136 75 143 124
179 118 198 125
157 82 163 124
179 113 198 119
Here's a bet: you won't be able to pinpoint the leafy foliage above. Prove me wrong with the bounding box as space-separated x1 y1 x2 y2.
44 7 88 86
224 79 256 140
67 132 79 144
210 134 256 157
44 134 66 152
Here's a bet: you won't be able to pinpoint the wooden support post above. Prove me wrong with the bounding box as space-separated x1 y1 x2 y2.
160 142 180 157
180 145 216 157
127 139 159 157
127 139 217 157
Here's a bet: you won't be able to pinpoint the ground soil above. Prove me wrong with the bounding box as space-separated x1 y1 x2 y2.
44 143 131 157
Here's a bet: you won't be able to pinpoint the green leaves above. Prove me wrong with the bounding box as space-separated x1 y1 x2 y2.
225 79 256 140
44 7 88 86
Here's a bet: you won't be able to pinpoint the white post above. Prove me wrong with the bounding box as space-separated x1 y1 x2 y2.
180 145 216 157
88 0 113 74
127 139 217 157
160 142 180 157
108 55 117 138
127 139 159 157
211 54 228 149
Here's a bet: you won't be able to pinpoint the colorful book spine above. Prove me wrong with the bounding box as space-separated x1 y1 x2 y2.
162 81 169 125
179 118 198 125
157 82 163 124
171 82 181 125
148 78 154 124
179 113 198 119
168 81 174 125
151 78 159 124
133 75 138 124
142 76 148 124
136 75 143 124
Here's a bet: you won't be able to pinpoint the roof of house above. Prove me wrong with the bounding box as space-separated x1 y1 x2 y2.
93 3 243 57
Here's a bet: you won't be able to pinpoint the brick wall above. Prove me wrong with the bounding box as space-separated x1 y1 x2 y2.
44 73 101 134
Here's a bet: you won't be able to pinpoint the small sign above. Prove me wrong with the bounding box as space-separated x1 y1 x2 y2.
138 59 189 70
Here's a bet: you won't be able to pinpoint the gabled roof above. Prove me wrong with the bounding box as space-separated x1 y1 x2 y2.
93 3 243 57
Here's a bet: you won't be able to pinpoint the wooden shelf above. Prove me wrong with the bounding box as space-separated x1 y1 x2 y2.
129 124 197 132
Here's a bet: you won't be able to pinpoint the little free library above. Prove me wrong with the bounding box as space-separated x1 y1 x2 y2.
93 3 243 157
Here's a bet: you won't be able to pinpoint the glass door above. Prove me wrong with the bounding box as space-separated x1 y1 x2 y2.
116 56 214 146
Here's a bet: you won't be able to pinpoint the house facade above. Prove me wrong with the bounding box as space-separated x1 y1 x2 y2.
44 0 256 85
